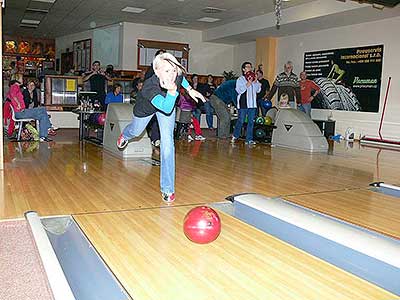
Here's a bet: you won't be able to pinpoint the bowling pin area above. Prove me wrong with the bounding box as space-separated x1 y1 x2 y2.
1 137 400 300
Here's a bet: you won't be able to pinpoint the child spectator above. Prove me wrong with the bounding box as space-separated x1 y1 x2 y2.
279 93 291 108
176 88 205 141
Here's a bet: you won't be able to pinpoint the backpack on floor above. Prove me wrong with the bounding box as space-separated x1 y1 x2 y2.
25 123 39 141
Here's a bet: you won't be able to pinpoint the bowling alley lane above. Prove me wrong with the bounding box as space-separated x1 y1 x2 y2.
74 206 395 300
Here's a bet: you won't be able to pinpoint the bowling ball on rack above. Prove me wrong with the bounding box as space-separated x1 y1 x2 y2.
97 112 106 126
183 206 221 244
255 116 265 125
254 127 266 140
264 116 273 126
245 71 256 82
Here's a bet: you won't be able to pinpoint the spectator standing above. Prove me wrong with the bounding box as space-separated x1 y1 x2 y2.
256 69 270 116
266 61 301 108
298 71 320 117
82 60 111 109
231 62 261 145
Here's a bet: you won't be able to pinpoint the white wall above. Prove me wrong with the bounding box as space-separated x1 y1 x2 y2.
56 22 257 77
277 16 400 140
56 25 124 70
121 22 234 75
92 24 123 69
233 42 256 75
55 30 93 65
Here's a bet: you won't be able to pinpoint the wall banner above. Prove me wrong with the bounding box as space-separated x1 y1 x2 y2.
304 44 383 112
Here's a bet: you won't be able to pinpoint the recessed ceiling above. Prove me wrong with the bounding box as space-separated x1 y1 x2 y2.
3 0 313 38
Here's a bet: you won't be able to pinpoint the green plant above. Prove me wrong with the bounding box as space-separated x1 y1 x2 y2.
222 70 238 80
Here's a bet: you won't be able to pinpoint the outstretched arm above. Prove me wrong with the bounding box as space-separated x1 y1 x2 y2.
151 91 178 115
181 77 206 103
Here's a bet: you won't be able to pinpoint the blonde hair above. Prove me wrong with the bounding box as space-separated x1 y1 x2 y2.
153 52 186 76
280 93 289 102
279 93 289 107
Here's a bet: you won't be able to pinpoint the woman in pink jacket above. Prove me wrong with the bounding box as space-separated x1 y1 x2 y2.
7 82 55 142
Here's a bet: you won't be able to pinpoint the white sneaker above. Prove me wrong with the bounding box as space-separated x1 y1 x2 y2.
162 192 175 203
231 136 237 143
40 137 52 142
188 135 194 142
117 134 128 150
195 135 206 141
245 140 256 145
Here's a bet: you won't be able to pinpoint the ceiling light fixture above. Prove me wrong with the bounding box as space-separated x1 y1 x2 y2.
122 6 146 13
21 19 41 25
197 17 220 23
32 0 57 3
201 7 226 13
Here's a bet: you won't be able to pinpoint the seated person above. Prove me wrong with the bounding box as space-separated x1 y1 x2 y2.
130 78 144 106
22 80 40 109
105 83 123 107
7 81 56 142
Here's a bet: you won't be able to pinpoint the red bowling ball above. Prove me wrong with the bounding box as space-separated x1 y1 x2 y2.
183 206 221 244
245 70 256 82
97 112 106 126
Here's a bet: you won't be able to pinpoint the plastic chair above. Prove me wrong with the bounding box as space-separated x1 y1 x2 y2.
10 105 36 141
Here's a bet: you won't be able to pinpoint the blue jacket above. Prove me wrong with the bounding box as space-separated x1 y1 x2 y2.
214 80 238 105
105 92 123 105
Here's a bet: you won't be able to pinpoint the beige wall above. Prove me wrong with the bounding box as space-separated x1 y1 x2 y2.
233 41 256 75
277 16 400 139
56 22 237 76
55 30 93 66
121 22 234 75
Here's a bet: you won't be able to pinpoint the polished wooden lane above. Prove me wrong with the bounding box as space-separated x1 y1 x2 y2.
285 189 400 239
75 207 395 300
1 137 400 219
2 134 400 299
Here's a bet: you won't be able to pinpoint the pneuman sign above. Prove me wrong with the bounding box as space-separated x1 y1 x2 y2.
304 44 383 112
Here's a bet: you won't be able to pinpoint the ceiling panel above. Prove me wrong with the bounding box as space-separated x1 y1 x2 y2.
3 0 315 38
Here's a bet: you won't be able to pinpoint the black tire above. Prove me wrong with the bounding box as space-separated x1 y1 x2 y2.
313 78 362 111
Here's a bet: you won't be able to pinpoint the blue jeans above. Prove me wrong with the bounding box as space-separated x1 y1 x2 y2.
233 108 257 142
122 110 176 194
204 101 214 129
15 107 51 138
298 103 312 117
